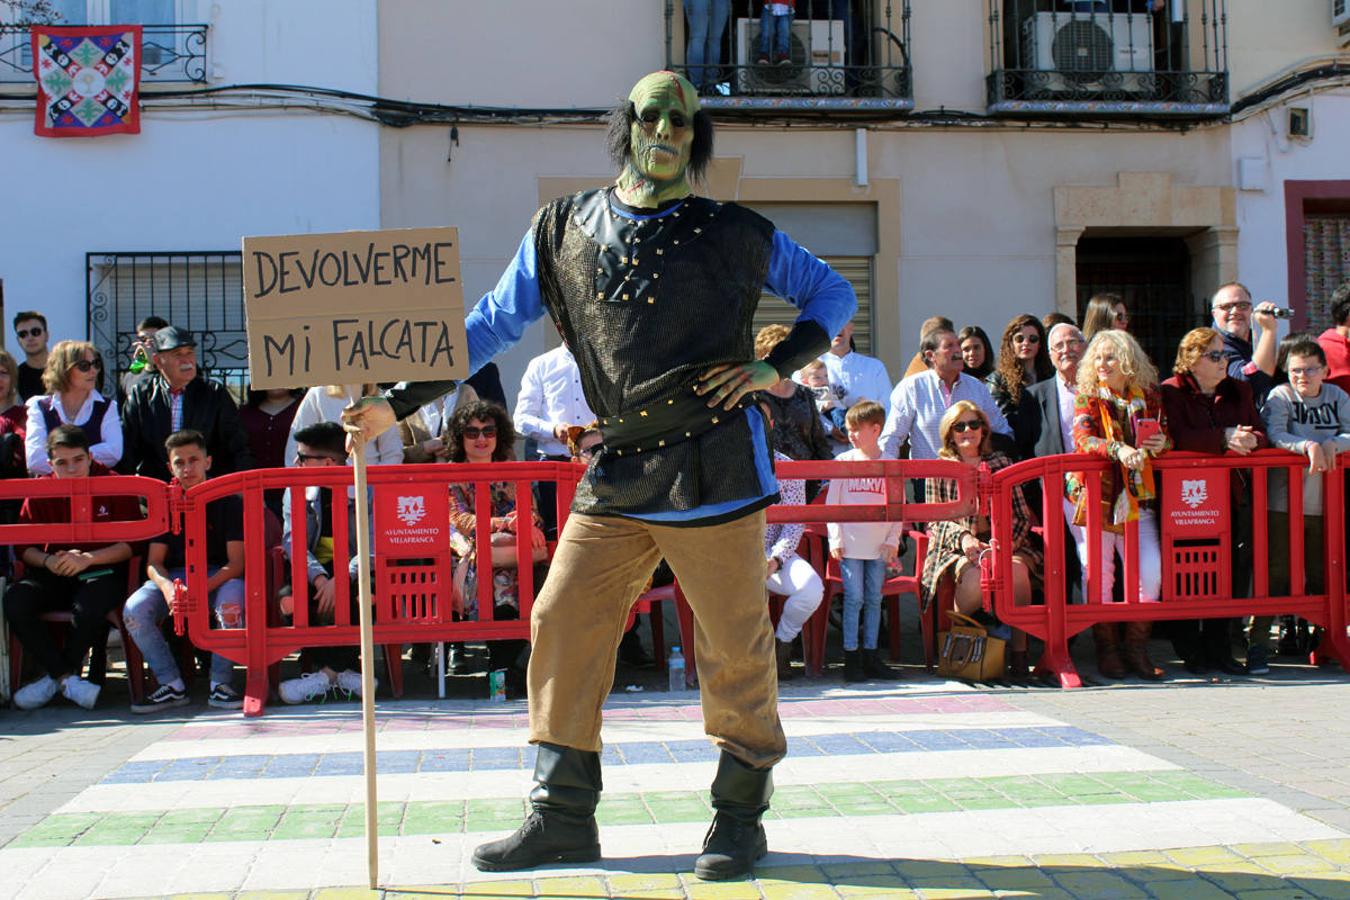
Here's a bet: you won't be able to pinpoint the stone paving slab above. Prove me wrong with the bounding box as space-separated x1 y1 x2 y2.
4 672 1350 898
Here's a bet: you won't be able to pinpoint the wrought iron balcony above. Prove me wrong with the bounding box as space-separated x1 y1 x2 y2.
0 23 207 84
665 0 912 113
986 0 1228 117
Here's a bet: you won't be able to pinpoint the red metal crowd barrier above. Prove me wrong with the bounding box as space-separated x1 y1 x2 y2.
986 449 1350 687
0 459 974 716
6 452 1348 710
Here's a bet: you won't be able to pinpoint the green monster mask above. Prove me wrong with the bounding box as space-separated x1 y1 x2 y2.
615 71 700 209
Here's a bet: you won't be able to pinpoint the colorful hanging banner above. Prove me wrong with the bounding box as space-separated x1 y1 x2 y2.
32 25 142 137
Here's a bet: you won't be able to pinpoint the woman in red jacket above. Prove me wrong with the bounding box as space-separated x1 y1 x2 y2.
1160 326 1267 676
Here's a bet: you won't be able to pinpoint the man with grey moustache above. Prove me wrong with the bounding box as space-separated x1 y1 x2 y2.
120 326 254 482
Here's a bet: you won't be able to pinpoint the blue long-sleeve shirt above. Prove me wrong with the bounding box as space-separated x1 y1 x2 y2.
466 197 856 522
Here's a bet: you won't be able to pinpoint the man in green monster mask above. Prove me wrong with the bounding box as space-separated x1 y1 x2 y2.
344 71 855 880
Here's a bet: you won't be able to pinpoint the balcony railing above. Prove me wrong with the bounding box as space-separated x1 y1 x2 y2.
665 0 912 112
0 23 207 84
986 0 1228 117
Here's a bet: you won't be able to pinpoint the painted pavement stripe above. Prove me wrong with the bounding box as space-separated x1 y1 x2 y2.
60 745 1179 814
4 802 1344 897
105 725 1114 784
17 771 1252 848
132 708 1071 760
160 691 1014 742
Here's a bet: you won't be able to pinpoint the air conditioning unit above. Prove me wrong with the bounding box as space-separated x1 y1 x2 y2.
1335 0 1350 46
1020 12 1154 96
735 18 846 95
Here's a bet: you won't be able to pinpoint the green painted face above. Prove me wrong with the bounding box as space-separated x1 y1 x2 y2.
616 71 700 208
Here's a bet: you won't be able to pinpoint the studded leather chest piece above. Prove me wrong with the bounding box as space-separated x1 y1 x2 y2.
571 191 724 307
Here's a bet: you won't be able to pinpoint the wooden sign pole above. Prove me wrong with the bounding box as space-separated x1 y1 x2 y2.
348 430 379 889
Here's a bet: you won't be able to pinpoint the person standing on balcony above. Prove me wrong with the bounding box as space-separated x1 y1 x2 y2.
757 0 795 66
684 0 730 92
343 70 855 882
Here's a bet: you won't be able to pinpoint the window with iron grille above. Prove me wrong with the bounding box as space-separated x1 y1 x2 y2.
986 0 1228 117
86 251 249 400
666 0 911 110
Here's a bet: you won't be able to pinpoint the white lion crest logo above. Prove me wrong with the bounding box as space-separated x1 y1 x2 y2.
1180 479 1208 510
396 495 426 526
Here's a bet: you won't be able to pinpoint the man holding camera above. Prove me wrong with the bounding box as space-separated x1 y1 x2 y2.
1212 281 1283 406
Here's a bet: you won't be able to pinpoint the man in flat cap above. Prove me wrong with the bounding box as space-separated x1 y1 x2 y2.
121 325 253 481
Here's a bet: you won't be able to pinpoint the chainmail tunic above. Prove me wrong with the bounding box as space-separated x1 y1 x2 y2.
533 189 777 521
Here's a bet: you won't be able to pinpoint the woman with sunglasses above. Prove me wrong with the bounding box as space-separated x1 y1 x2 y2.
1160 326 1267 677
1069 329 1170 680
24 340 121 476
921 400 1041 678
446 401 545 698
986 314 1054 461
1081 293 1131 343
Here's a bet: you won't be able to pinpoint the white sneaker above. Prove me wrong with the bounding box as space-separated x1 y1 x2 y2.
335 670 376 698
60 675 101 710
13 675 59 710
279 671 332 705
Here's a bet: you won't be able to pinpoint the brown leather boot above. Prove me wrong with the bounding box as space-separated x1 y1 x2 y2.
775 639 796 682
1093 623 1127 679
1122 621 1165 681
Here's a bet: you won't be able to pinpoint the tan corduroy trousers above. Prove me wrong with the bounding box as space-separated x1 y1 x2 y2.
527 509 787 770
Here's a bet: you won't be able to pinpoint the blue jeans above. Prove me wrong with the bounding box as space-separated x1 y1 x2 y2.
839 556 884 651
684 0 730 88
759 9 792 58
124 568 244 687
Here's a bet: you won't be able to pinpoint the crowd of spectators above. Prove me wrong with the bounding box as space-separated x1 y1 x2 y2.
5 279 1350 712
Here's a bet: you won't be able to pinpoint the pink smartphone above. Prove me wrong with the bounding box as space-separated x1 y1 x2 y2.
1134 417 1161 447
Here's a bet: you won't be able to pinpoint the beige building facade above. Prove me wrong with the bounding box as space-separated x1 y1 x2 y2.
378 1 1350 391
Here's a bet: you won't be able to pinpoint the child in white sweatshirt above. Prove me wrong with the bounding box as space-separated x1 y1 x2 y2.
826 400 903 683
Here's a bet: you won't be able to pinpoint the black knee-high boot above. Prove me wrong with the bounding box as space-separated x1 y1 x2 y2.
695 751 773 881
471 743 602 871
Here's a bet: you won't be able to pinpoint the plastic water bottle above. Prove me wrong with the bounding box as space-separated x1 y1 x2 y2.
668 646 685 692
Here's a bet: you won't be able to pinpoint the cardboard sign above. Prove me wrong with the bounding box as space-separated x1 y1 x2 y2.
1162 468 1230 536
243 227 467 389
373 485 450 555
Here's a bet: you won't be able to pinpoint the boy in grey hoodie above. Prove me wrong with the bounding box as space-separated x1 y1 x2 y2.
1256 336 1350 671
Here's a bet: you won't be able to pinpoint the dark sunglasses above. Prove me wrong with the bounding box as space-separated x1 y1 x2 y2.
70 359 103 372
1012 334 1040 345
952 420 984 434
295 452 340 463
16 326 43 339
1199 350 1226 363
463 425 497 439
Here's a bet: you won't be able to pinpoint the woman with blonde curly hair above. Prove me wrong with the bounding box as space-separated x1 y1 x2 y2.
1069 329 1170 680
987 314 1054 460
921 400 1041 678
24 340 121 476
